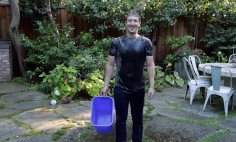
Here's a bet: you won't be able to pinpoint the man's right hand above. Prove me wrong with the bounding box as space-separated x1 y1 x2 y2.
100 87 108 96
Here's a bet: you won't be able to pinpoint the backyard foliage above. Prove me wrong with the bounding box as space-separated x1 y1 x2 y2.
20 20 79 79
202 11 236 57
20 20 113 99
39 64 82 101
17 0 236 100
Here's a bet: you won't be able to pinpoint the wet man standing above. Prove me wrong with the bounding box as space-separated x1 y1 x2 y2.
100 11 155 142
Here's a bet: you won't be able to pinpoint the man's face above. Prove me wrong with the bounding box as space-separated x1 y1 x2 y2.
125 15 140 34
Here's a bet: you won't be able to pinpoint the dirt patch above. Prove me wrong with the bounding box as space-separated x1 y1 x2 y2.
145 115 219 142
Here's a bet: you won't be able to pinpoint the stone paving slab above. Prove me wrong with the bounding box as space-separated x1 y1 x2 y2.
160 94 184 104
148 95 175 109
7 101 44 110
0 118 30 141
0 108 20 117
219 120 236 131
1 91 48 102
0 82 28 95
153 108 208 121
179 102 221 117
78 101 92 107
42 100 79 108
1 82 236 142
56 105 91 122
215 133 236 142
7 134 52 142
160 86 187 97
13 108 69 133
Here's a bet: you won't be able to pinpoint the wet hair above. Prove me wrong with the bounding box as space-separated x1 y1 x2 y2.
126 11 141 22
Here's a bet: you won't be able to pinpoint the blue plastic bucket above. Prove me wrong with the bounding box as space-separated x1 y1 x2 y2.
90 96 114 133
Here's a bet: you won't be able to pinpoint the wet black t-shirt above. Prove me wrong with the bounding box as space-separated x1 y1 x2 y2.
109 35 153 90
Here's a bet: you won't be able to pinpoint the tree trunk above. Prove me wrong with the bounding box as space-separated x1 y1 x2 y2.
46 0 59 35
9 0 26 77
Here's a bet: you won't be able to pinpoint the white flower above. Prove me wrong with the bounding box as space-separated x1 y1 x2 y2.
50 100 57 106
55 90 60 96
218 51 222 55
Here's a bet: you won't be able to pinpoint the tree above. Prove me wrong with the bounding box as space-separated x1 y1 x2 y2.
45 0 59 35
9 0 26 77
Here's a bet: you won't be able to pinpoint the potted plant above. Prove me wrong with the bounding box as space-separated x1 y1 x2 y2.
153 65 184 92
165 35 195 80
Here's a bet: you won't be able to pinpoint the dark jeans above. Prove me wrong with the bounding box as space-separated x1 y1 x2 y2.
114 86 145 142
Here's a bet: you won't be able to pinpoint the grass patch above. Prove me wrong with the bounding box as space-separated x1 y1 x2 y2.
13 119 32 129
0 99 5 109
143 102 155 122
2 110 24 118
12 119 44 136
13 77 28 84
52 116 76 141
143 135 157 142
12 77 41 91
52 124 73 141
77 124 94 140
197 129 231 142
164 99 179 108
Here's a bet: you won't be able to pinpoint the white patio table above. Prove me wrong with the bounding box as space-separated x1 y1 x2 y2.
199 63 236 106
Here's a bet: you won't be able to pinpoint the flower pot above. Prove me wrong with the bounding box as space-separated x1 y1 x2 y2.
174 61 188 80
61 96 72 104
156 85 163 92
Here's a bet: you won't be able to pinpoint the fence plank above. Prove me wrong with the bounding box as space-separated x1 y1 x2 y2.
0 5 11 41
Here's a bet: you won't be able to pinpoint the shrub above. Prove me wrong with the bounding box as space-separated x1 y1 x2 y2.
20 20 79 80
68 32 112 80
39 64 82 101
165 35 195 64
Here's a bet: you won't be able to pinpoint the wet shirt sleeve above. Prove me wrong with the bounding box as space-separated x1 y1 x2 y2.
109 38 118 56
145 38 153 56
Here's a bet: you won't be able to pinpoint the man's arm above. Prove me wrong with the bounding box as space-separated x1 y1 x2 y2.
100 55 115 96
146 56 155 100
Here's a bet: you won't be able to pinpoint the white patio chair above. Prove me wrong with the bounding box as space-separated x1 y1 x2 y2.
188 55 212 98
228 54 236 63
182 58 210 105
188 55 212 81
202 65 234 117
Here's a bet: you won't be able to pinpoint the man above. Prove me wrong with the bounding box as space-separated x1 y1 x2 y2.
100 11 155 142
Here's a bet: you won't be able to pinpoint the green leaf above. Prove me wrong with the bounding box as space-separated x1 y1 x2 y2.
165 75 171 82
175 78 184 87
173 71 180 79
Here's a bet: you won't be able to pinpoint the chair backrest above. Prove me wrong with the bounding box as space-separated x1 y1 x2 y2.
228 54 236 63
211 66 221 91
203 65 232 91
182 57 198 82
189 55 201 78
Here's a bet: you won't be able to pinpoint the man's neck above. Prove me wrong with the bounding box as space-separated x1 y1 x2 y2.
126 33 139 38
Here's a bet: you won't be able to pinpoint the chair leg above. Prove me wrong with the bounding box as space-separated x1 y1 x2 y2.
203 93 211 111
231 94 234 110
223 98 229 117
185 85 189 99
190 87 197 105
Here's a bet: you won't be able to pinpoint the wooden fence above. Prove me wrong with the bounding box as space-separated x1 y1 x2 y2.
0 5 11 41
1 5 192 66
